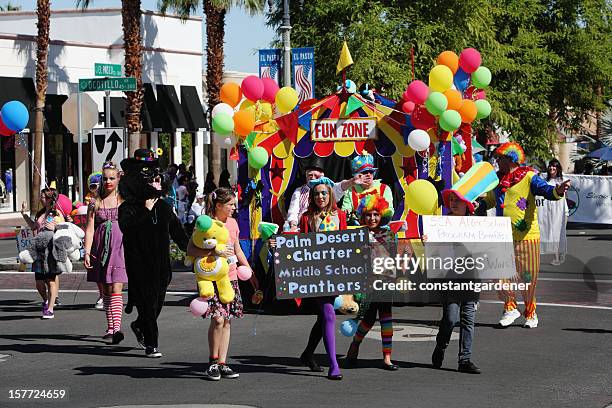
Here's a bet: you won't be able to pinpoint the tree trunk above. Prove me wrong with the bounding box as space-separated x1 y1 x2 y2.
205 1 226 177
122 0 143 156
31 0 50 214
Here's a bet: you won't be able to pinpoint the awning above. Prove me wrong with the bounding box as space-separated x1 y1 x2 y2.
180 85 208 131
43 94 68 133
156 84 187 132
0 76 36 130
108 89 155 132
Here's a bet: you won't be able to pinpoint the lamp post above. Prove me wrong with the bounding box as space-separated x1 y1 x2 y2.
280 0 291 87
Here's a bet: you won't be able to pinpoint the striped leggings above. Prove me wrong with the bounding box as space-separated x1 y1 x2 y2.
498 239 540 319
353 303 393 356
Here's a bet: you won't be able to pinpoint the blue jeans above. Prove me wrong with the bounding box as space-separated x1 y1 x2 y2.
435 301 477 363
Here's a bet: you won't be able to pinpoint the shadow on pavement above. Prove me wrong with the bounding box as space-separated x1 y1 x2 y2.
562 328 612 334
74 362 204 379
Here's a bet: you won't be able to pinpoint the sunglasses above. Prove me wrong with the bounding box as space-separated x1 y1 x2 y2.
360 170 375 175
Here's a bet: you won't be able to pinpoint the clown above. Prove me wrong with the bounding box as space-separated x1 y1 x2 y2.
485 142 570 328
341 151 394 225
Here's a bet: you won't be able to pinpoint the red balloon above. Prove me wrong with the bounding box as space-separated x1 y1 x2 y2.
402 101 415 113
0 115 14 136
410 105 436 130
465 85 486 100
261 78 280 103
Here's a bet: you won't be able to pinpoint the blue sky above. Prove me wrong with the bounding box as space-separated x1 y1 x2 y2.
6 0 276 73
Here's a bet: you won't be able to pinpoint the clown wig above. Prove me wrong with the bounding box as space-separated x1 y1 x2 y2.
495 142 526 165
356 195 393 226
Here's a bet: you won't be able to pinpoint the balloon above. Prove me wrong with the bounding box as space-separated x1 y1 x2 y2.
453 68 470 92
471 66 491 89
242 75 264 101
77 205 88 215
428 65 454 92
402 101 415 113
475 99 492 119
0 115 13 136
439 110 462 132
56 194 73 217
259 102 273 121
474 89 486 100
219 82 242 107
402 90 411 101
212 103 234 118
443 89 463 110
1 101 29 132
459 48 482 73
424 92 448 116
248 146 269 169
221 135 237 148
345 79 357 94
408 129 431 151
437 50 459 73
261 77 280 103
240 99 256 113
333 295 344 310
189 297 209 316
405 179 438 215
340 319 358 337
233 109 256 137
466 85 486 100
212 112 234 135
405 80 429 104
237 265 252 280
458 99 478 123
410 105 436 130
275 87 299 113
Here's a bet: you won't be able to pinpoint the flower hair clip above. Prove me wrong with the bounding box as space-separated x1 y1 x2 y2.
103 161 117 170
211 191 217 199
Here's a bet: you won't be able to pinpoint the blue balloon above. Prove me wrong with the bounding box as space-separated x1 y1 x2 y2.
454 68 470 92
333 295 344 310
340 319 358 337
1 101 29 132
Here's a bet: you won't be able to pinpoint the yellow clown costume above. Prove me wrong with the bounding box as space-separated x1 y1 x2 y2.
485 142 563 326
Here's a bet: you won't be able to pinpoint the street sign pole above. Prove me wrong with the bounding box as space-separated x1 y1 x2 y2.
77 91 83 202
105 90 111 127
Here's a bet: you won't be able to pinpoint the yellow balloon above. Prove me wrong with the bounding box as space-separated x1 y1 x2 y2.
275 87 299 113
405 179 438 215
429 65 454 93
240 99 256 113
259 102 273 121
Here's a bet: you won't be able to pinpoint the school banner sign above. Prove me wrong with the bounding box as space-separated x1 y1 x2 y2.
292 47 315 104
311 118 377 142
258 49 281 84
565 175 612 224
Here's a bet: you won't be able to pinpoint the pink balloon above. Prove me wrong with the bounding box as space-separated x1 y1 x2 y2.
410 105 436 131
237 265 252 281
402 90 410 101
261 78 280 103
466 85 486 100
242 76 264 101
459 48 482 74
56 194 73 217
405 80 429 104
402 101 415 113
189 297 209 316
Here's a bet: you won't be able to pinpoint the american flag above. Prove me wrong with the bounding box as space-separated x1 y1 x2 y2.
261 64 279 83
295 64 313 104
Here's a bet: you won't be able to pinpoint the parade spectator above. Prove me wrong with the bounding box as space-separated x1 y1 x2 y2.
176 175 190 224
203 173 217 195
539 159 569 265
219 169 232 190
86 172 104 309
83 162 127 344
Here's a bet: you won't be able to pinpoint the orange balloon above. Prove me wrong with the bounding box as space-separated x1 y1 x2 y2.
233 109 255 136
220 82 242 108
437 51 459 74
458 99 478 123
444 89 463 110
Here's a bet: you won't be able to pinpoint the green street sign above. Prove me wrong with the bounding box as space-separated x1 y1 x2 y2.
79 77 137 92
94 63 122 77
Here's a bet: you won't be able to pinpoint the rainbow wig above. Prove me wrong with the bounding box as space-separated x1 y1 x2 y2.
495 142 526 165
356 195 393 226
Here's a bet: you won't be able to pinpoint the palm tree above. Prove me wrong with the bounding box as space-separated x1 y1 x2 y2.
159 0 265 175
31 0 50 214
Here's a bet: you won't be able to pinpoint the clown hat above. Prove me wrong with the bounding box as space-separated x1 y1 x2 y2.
494 142 525 165
351 151 377 175
442 162 499 214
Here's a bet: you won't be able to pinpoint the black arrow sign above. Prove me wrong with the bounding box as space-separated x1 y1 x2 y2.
95 131 106 154
105 131 122 162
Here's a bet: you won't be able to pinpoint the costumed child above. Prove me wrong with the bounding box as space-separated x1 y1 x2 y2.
344 194 398 371
118 149 189 358
83 161 127 344
20 188 65 319
486 142 570 328
186 187 257 381
86 171 105 310
539 159 569 266
298 177 346 380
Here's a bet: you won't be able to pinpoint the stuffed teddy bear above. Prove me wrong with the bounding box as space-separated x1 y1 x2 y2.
19 229 55 272
337 294 360 315
184 215 234 304
52 222 85 273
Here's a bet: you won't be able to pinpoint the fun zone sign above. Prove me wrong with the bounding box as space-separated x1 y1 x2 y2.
311 118 377 142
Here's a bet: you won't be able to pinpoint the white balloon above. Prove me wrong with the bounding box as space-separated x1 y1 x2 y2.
408 129 431 151
212 103 235 118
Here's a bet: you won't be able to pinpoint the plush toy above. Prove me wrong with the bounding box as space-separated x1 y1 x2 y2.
18 229 55 272
52 222 85 273
185 215 234 304
338 295 360 315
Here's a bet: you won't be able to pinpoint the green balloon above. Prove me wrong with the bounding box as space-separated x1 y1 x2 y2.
475 99 492 119
425 91 448 116
212 112 234 135
471 66 492 89
439 110 461 132
248 146 269 169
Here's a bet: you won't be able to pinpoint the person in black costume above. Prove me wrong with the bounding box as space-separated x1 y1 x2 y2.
118 149 189 358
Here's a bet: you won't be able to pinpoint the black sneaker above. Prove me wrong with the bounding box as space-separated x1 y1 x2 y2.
111 330 124 345
145 347 162 358
432 347 445 369
130 321 145 350
218 364 239 379
205 363 221 381
458 361 481 374
300 353 324 372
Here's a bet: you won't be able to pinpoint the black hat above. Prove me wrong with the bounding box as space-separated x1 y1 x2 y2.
305 156 325 172
120 149 160 174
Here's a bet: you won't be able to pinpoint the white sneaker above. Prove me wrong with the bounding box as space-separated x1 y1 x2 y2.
524 314 539 328
499 309 521 327
95 297 104 310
